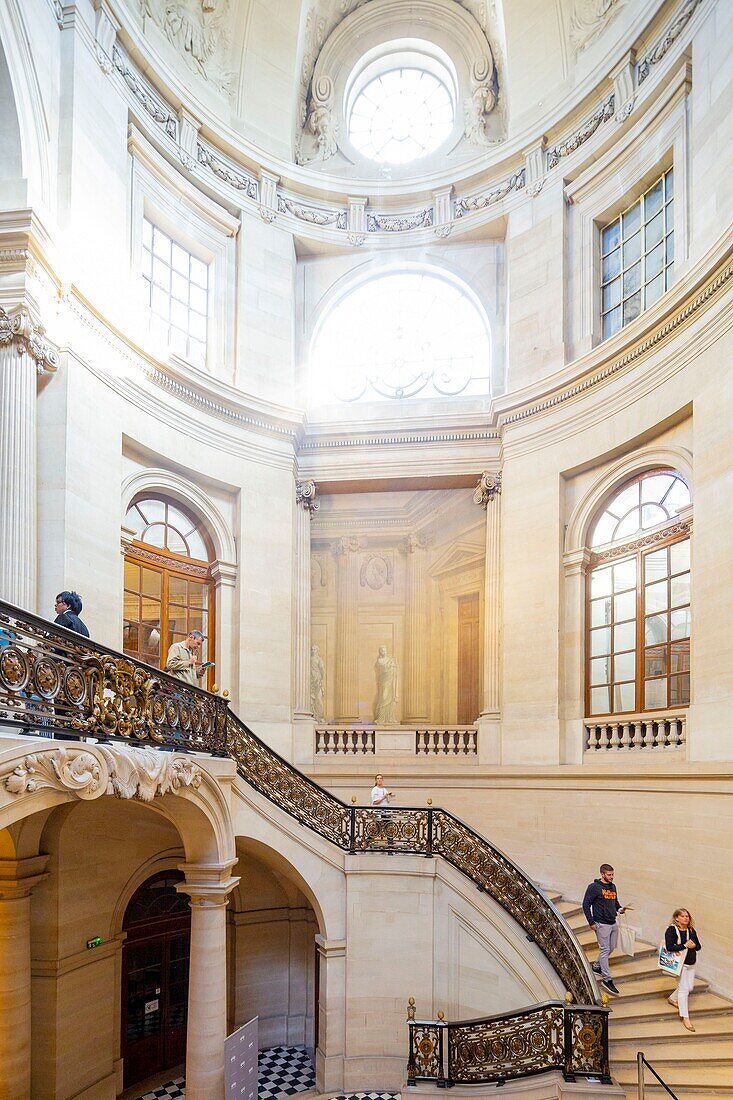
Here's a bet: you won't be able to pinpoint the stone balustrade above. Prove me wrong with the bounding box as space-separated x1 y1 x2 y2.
315 726 478 757
584 712 687 753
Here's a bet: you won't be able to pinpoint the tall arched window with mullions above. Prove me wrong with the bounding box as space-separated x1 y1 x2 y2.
586 470 691 717
123 496 215 689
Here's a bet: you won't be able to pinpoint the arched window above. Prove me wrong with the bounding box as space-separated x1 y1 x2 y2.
311 270 491 404
586 470 691 716
123 496 215 688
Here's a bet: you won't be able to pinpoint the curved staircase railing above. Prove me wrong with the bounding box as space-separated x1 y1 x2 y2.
0 598 598 1008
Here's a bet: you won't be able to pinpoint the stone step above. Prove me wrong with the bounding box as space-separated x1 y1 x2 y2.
611 1013 733 1040
618 1088 733 1099
556 900 583 918
600 954 671 983
608 990 731 1022
611 1037 733 1061
613 1060 733 1087
601 974 710 1003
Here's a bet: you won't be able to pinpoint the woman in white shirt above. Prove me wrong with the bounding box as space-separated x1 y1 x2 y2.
371 774 394 805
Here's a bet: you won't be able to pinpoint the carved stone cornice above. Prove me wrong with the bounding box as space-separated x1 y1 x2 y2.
3 744 202 802
590 519 692 564
124 540 210 578
296 479 319 514
473 471 502 507
0 306 59 374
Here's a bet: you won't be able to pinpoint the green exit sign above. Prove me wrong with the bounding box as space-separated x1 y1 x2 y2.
86 936 102 950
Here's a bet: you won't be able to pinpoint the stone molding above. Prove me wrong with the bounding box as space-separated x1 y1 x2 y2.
3 744 202 802
98 0 702 245
0 306 59 374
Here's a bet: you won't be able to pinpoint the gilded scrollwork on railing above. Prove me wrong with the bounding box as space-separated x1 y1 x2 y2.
407 1002 610 1087
0 602 228 753
449 1005 564 1083
352 806 430 852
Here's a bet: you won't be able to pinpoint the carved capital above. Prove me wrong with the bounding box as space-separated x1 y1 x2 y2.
0 855 50 900
296 479 319 514
398 533 428 555
0 306 59 374
176 860 239 907
473 471 502 507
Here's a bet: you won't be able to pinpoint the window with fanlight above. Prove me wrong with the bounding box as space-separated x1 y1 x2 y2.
123 497 215 689
586 470 691 717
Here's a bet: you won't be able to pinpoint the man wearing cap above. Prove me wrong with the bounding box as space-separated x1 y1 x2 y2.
165 630 206 686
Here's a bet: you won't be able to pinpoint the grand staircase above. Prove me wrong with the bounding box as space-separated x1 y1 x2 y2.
545 888 733 1098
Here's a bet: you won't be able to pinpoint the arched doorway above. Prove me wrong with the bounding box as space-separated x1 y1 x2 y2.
123 496 216 690
122 871 191 1089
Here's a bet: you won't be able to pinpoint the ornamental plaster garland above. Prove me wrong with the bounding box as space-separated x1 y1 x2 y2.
3 744 202 803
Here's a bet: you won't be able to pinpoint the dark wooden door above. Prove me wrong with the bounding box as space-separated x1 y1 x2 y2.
457 593 480 724
122 929 190 1087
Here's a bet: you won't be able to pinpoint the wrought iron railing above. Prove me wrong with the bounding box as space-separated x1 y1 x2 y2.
0 600 229 753
637 1051 679 1100
406 1000 611 1087
0 598 598 1006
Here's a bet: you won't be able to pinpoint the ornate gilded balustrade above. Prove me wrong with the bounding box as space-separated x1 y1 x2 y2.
0 599 597 1008
406 1001 611 1087
0 600 228 753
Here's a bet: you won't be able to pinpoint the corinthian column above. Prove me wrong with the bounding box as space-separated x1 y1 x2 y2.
399 534 429 723
0 306 58 611
177 863 239 1100
474 472 502 761
293 480 318 720
333 537 362 722
0 855 49 1100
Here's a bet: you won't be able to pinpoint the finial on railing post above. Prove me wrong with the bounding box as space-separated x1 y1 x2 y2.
437 1010 444 1021
222 689 229 698
212 683 219 694
564 991 573 1005
407 996 416 1021
351 795 357 803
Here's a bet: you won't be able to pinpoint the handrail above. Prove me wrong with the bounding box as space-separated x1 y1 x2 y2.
0 597 597 1005
406 1000 611 1087
637 1051 680 1100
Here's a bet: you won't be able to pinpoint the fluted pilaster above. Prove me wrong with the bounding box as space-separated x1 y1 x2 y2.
293 480 318 719
0 307 58 611
473 471 502 717
333 537 362 722
399 534 429 722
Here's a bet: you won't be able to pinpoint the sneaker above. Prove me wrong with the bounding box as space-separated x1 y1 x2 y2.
602 978 620 997
592 962 602 974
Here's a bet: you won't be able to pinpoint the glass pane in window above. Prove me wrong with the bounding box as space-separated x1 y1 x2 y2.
663 478 691 514
189 312 207 341
623 262 641 297
645 613 668 645
141 568 162 598
670 639 690 673
665 168 674 199
603 307 622 339
646 274 664 307
646 241 664 281
644 179 664 220
168 575 187 603
124 560 140 591
590 567 613 598
190 257 208 287
590 686 610 715
152 256 170 289
614 558 637 590
645 579 668 613
187 529 208 561
614 621 635 652
123 590 139 621
144 523 166 548
671 607 692 640
645 645 667 678
644 678 667 709
602 221 620 254
641 474 674 504
641 502 667 528
622 202 641 237
602 280 621 312
590 656 611 685
591 596 612 628
141 596 161 624
142 624 161 661
644 548 668 583
623 291 642 324
170 299 188 330
614 682 635 711
591 627 611 656
670 540 690 575
123 620 139 651
151 285 169 318
142 247 153 280
591 512 618 546
190 285 207 314
614 590 636 622
171 272 189 303
671 573 690 608
171 243 189 275
188 583 208 610
167 528 188 555
623 231 642 267
646 211 664 248
669 673 690 706
666 231 674 266
602 249 621 282
143 218 153 249
153 229 170 262
614 651 635 681
615 508 641 540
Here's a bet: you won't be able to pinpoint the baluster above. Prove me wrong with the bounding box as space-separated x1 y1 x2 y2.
642 720 653 749
609 723 621 750
315 729 322 754
620 721 631 750
431 730 438 754
678 717 687 746
627 720 638 749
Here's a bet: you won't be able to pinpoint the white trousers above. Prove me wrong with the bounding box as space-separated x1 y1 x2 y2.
670 964 696 1017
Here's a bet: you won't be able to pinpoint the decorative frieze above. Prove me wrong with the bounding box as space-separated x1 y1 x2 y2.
637 0 702 84
112 44 177 139
3 745 202 801
196 143 258 199
546 96 615 169
455 171 525 218
278 196 347 229
366 209 434 233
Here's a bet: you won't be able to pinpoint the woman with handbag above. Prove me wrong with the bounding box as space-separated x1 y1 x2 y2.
665 908 702 1032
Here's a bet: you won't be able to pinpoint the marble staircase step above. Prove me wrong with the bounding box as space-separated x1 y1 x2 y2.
611 1037 733 1061
608 990 733 1022
611 1013 733 1039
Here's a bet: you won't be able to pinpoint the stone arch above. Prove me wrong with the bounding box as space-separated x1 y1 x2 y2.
0 38 22 181
0 10 51 202
564 444 693 555
121 467 237 566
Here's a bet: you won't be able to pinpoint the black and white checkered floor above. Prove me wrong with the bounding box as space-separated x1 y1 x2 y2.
133 1047 399 1100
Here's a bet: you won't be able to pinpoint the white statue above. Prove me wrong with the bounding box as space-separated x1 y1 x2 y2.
307 102 338 160
373 646 399 725
464 81 497 146
310 644 325 722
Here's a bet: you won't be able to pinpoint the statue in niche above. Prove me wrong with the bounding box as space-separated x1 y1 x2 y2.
373 646 399 725
310 644 325 722
463 81 498 146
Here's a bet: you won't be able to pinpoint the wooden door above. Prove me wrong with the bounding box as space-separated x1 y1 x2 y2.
122 929 190 1087
457 593 480 724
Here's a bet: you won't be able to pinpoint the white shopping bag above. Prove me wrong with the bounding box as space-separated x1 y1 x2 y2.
615 914 636 957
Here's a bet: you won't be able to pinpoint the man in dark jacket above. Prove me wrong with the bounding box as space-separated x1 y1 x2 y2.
54 591 90 637
582 863 628 997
